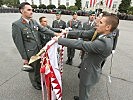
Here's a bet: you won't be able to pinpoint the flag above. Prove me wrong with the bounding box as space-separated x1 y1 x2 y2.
106 0 113 8
40 38 65 100
90 0 96 7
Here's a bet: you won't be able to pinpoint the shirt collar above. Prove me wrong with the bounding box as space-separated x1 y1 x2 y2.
22 17 30 24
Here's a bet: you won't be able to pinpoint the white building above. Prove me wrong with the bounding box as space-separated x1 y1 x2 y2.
19 0 75 8
82 0 133 12
19 0 133 11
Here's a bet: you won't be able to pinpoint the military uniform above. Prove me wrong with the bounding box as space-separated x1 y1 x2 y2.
12 18 55 89
52 19 66 29
40 25 62 46
58 31 114 100
66 17 82 65
83 20 96 30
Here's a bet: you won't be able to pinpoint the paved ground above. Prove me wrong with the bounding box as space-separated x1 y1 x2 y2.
0 13 133 100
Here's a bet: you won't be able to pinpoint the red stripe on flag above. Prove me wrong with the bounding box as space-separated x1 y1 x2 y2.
106 0 109 6
90 0 92 7
109 0 113 8
93 0 96 7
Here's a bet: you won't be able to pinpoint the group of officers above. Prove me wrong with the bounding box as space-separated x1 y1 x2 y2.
12 2 119 100
40 10 98 66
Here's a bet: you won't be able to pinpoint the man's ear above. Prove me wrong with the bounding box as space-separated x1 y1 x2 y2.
106 25 111 31
20 9 23 14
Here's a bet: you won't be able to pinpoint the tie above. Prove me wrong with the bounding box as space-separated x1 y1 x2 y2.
29 21 32 27
89 22 92 26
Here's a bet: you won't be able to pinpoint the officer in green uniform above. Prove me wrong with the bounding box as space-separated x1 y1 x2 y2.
12 2 60 90
66 11 82 65
83 11 96 30
52 11 66 29
39 16 62 46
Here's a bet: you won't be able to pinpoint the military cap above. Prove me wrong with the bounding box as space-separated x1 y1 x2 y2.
88 11 95 16
72 11 77 15
56 11 61 15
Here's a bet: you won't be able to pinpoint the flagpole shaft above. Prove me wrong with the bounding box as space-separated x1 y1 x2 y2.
41 73 45 100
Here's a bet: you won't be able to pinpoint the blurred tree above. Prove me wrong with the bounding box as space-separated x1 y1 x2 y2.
39 4 46 9
31 4 37 9
118 0 131 13
67 6 78 11
0 0 3 7
58 5 66 9
128 6 133 14
2 0 20 7
75 0 81 10
47 4 56 9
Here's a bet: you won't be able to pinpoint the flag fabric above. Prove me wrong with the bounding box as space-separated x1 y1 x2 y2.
106 0 113 8
90 0 96 7
40 32 66 100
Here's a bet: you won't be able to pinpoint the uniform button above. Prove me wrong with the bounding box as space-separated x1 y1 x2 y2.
27 35 29 38
27 50 30 51
85 68 86 70
27 32 28 34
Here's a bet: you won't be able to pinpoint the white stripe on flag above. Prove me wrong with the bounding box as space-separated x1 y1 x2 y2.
106 0 113 8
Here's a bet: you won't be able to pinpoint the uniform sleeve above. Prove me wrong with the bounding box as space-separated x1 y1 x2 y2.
49 27 62 33
67 21 70 27
112 29 119 50
67 28 95 39
12 23 28 60
63 21 66 29
34 21 55 36
58 38 106 54
52 21 55 28
78 21 82 30
82 23 86 30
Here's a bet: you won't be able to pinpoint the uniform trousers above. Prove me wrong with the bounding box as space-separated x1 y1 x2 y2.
79 83 93 100
28 59 41 87
67 47 75 58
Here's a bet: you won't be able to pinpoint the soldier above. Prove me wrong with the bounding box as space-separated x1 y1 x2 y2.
52 11 66 29
83 11 96 30
53 14 119 100
66 11 82 65
39 16 62 46
12 2 60 90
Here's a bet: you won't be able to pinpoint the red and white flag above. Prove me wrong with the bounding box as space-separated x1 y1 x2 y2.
40 38 65 100
106 0 113 8
90 0 96 7
39 30 67 100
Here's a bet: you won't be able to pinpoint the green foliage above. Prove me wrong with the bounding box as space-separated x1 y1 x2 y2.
58 5 66 9
38 4 46 9
31 4 37 9
67 6 78 11
1 0 20 7
0 0 3 7
118 0 131 13
75 0 81 10
128 6 133 14
47 4 56 9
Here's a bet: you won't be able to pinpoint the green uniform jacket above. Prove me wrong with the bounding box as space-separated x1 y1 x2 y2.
12 18 55 60
83 21 96 30
58 33 113 85
52 20 66 29
67 19 82 30
40 25 62 46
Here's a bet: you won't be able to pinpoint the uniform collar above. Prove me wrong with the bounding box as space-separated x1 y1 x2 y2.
22 17 30 24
